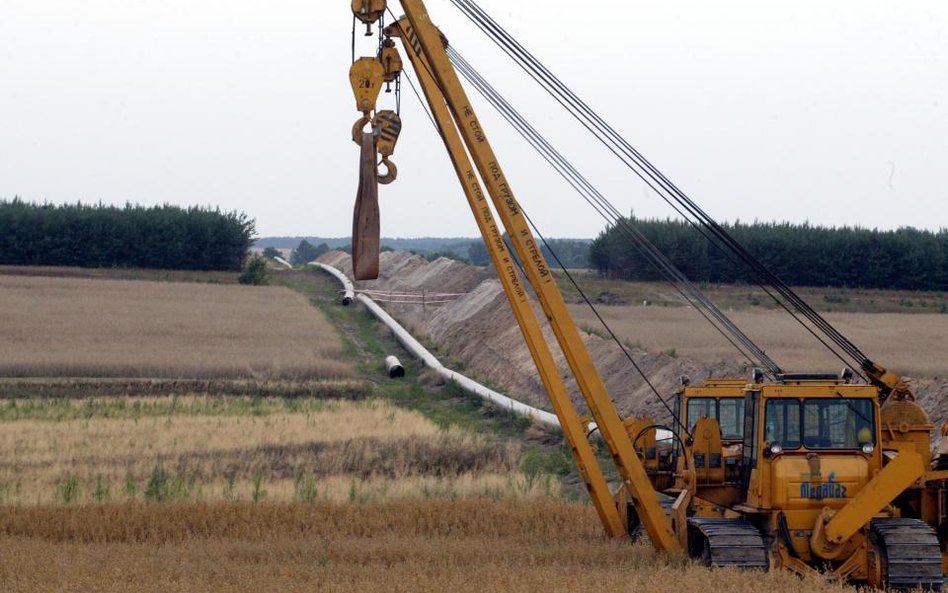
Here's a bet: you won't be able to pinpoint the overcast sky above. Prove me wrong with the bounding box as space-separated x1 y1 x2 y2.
1 0 945 239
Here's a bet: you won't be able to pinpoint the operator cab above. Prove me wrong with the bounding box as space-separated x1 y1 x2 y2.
676 378 749 487
739 373 883 513
678 378 747 445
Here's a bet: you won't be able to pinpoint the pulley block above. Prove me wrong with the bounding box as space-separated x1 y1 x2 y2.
351 0 386 23
378 39 403 83
351 0 386 35
349 57 385 114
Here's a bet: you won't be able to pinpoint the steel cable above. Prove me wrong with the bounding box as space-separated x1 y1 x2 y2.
448 46 783 376
447 0 871 380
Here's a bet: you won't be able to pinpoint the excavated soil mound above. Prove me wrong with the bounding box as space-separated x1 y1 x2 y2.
316 251 948 427
317 251 744 422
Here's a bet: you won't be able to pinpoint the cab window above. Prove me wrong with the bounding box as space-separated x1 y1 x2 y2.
719 398 744 440
764 399 801 449
687 398 715 432
687 397 744 440
803 399 875 449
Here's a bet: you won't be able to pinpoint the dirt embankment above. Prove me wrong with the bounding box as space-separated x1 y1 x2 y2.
318 251 947 426
317 251 746 423
913 378 948 427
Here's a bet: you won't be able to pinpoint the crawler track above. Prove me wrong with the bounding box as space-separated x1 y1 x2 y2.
687 518 769 569
870 518 944 591
626 495 675 541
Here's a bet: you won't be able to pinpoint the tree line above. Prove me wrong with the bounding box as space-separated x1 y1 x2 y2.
589 217 948 291
0 199 256 271
468 237 592 269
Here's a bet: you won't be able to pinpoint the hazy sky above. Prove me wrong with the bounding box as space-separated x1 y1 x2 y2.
1 0 946 239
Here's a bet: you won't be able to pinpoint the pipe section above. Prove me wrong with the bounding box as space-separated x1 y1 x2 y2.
313 263 559 429
314 264 675 440
311 263 355 305
385 355 406 378
355 294 561 428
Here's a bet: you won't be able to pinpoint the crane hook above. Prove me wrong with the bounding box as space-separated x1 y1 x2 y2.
352 115 372 145
373 110 401 184
378 156 398 185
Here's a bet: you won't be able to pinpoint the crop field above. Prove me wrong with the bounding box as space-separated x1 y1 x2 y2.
570 304 948 378
0 396 555 505
0 501 863 593
0 274 354 381
0 267 937 592
564 273 948 377
559 273 948 315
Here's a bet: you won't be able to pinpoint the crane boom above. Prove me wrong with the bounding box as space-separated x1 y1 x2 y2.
386 17 626 538
394 0 680 552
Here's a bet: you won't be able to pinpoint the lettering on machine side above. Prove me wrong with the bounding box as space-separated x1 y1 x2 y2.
799 472 848 501
526 240 549 278
469 120 485 143
504 265 525 298
488 161 502 183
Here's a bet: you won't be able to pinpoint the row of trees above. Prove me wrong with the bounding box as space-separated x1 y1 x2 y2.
468 237 592 269
0 199 256 271
590 217 948 291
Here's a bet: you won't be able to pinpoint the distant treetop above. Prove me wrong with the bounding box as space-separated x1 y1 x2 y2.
0 198 256 271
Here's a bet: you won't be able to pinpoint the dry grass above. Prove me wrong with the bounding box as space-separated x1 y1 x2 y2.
0 274 354 380
0 501 860 593
559 272 948 314
0 377 369 399
0 397 555 505
570 304 948 378
0 264 241 284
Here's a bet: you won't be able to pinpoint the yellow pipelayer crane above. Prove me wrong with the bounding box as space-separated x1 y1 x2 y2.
346 1 948 588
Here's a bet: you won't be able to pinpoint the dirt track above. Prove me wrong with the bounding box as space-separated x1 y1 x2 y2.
317 251 947 427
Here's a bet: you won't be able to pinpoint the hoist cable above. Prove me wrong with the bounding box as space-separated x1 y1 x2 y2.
448 46 783 376
447 0 864 369
447 0 870 381
398 38 690 434
453 0 871 379
351 16 357 63
448 0 857 363
521 208 691 437
402 69 438 129
448 46 778 374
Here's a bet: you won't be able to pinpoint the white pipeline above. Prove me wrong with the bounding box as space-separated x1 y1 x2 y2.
311 263 355 305
314 263 559 430
274 256 294 269
355 293 561 429
314 264 673 441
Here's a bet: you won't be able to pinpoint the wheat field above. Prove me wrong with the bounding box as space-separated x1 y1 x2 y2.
570 304 948 378
0 396 557 505
0 275 354 380
0 500 861 593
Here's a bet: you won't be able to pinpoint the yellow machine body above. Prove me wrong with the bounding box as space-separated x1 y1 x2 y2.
667 377 945 585
350 1 948 586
